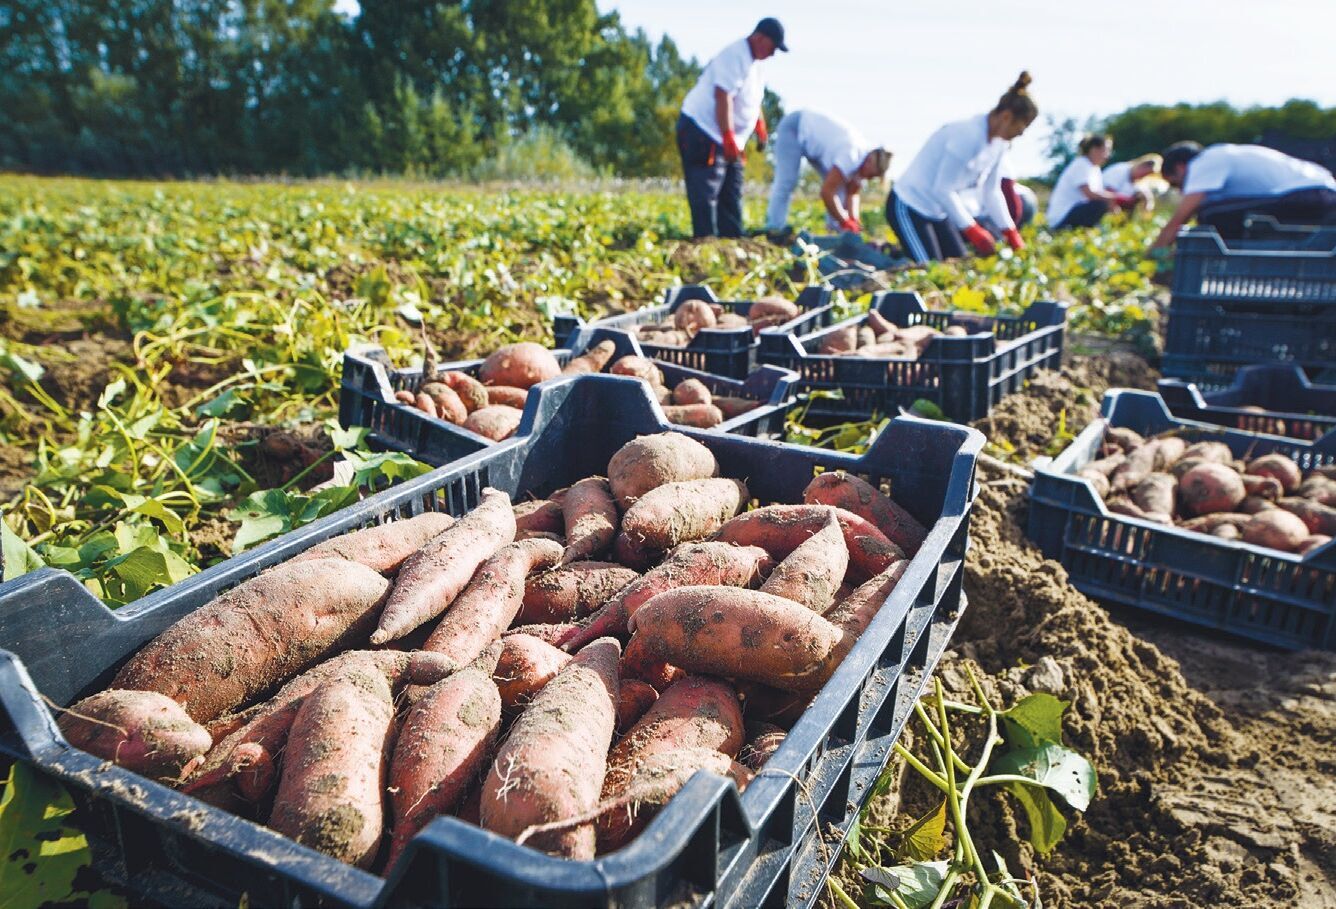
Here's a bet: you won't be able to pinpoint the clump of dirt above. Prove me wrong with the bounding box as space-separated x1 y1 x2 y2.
839 355 1336 908
221 422 334 490
29 336 136 414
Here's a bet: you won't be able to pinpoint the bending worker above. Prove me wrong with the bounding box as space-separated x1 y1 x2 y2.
887 72 1038 262
1152 141 1336 248
764 110 892 235
1047 135 1134 230
1103 153 1162 211
677 18 787 238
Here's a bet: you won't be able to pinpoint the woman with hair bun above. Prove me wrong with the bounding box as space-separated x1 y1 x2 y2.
1046 134 1135 230
886 72 1038 263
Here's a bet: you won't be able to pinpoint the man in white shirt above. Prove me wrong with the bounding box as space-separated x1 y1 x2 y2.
764 109 892 234
677 18 786 238
1151 141 1336 248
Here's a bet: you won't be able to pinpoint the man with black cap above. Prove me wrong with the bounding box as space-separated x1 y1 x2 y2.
677 18 787 238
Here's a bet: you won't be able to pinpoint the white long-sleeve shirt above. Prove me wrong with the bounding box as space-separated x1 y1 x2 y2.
1047 155 1104 226
1183 144 1335 200
794 111 870 180
893 114 1014 231
680 39 766 145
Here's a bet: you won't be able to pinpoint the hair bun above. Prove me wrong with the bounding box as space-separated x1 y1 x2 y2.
1012 71 1032 92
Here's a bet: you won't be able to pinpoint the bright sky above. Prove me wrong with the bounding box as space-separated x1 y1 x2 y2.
602 0 1336 177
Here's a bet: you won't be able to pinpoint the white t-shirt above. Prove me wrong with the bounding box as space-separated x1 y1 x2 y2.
1047 155 1104 226
796 111 869 182
893 114 1013 230
680 39 765 144
1183 144 1335 200
1103 161 1136 195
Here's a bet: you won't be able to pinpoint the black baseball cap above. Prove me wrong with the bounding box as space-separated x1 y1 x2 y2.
754 17 788 52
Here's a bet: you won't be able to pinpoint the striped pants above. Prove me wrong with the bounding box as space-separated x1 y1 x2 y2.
885 191 965 263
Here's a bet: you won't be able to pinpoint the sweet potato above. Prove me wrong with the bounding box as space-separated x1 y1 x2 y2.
614 477 748 568
1246 454 1302 494
1154 437 1187 469
1275 498 1336 536
1106 497 1172 524
422 537 564 667
386 666 502 867
609 355 664 386
1239 495 1277 515
1181 441 1233 464
480 638 621 858
394 390 416 406
1242 474 1283 501
1102 426 1144 453
561 340 617 376
1078 469 1111 498
1083 451 1127 478
113 558 391 723
1298 535 1332 555
185 650 454 802
1110 441 1160 492
626 587 841 693
616 679 660 734
436 371 489 412
713 504 905 582
514 495 565 538
1213 524 1241 540
1178 463 1246 516
746 296 799 331
464 404 524 442
420 381 468 424
58 690 212 782
712 396 760 419
607 432 718 509
818 325 859 355
596 676 743 850
1131 473 1176 517
269 669 395 868
759 510 847 611
674 299 717 335
865 309 896 338
414 391 438 418
563 541 773 650
504 622 581 646
374 488 516 645
486 386 529 409
560 477 618 565
493 633 571 709
671 379 713 407
479 342 561 389
662 403 724 428
739 722 786 771
802 472 927 556
1177 512 1251 534
1299 477 1336 505
1241 509 1310 552
293 510 454 575
519 561 639 624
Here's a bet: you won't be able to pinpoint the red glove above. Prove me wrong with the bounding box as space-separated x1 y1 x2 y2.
754 115 769 150
961 223 996 256
1003 228 1024 251
1113 193 1136 209
721 131 742 163
840 217 863 234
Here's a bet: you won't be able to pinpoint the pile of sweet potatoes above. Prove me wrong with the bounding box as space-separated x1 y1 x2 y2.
393 340 763 437
1082 426 1335 554
55 431 929 875
816 309 967 359
636 296 801 346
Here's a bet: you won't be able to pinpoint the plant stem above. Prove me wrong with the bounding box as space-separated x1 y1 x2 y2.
893 743 948 794
826 875 860 909
927 866 961 909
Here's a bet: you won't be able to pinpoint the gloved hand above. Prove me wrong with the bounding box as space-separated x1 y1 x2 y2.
840 216 863 234
961 223 997 256
1112 193 1136 209
754 116 769 150
1002 228 1024 251
721 131 742 163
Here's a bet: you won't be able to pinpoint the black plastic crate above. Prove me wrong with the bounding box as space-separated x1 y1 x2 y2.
1157 363 1336 439
1171 226 1336 307
1160 296 1336 389
0 375 983 909
1243 215 1336 249
758 291 1067 423
1027 390 1336 651
553 284 835 379
339 332 801 465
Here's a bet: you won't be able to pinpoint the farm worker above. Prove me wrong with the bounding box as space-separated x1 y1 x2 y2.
1103 153 1162 211
886 72 1038 263
1151 141 1336 248
677 17 786 239
763 111 892 235
961 152 1036 238
1046 135 1135 230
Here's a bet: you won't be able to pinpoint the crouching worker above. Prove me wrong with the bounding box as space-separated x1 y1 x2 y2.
1047 134 1135 230
765 110 892 235
1104 153 1162 212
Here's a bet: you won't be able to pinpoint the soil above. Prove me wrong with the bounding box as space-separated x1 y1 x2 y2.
220 422 335 490
834 352 1336 907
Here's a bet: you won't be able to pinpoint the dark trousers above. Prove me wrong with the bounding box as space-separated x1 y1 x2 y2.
886 190 966 263
1053 199 1109 230
1197 187 1336 239
677 113 744 238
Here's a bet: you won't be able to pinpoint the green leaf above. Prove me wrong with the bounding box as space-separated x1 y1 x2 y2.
2 523 45 581
908 399 946 421
1004 781 1067 855
326 422 368 452
0 349 44 385
0 763 91 909
901 799 948 862
1001 693 1069 748
994 742 1096 812
863 861 949 908
105 547 177 600
195 388 244 418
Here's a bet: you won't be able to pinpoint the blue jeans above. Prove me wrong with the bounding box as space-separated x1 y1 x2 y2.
677 113 744 238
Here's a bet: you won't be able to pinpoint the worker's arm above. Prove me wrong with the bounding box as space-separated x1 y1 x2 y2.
714 87 740 161
821 168 860 231
1151 192 1205 249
